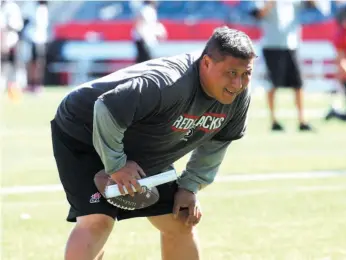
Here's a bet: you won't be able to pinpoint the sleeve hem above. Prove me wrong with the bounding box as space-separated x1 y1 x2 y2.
177 178 200 193
104 155 127 175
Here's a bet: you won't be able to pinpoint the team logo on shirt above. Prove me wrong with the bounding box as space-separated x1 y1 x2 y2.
181 128 195 141
171 113 226 140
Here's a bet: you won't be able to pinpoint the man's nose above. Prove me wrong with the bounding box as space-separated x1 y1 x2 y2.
232 77 243 90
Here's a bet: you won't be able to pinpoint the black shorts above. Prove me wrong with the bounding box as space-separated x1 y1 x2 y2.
1 47 15 64
134 39 152 63
30 42 46 62
51 120 178 222
262 49 303 89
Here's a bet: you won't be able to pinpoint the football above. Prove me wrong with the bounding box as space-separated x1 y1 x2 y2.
94 170 160 210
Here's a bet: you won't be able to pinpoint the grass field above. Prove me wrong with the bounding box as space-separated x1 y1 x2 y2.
1 88 346 260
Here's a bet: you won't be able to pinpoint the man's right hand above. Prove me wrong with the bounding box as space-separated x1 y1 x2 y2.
110 161 146 197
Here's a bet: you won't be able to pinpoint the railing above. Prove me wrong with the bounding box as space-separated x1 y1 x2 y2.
47 40 339 92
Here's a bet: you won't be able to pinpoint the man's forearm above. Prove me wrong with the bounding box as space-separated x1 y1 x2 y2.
177 140 231 193
93 99 127 175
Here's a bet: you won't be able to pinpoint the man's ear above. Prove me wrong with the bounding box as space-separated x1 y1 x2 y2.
202 54 212 69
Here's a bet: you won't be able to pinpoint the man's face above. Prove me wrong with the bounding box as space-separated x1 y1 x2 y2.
200 54 254 105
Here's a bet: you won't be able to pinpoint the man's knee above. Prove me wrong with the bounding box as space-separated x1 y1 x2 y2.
148 213 197 236
65 214 114 260
75 214 114 236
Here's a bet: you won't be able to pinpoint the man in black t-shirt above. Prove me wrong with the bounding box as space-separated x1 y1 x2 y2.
51 26 256 260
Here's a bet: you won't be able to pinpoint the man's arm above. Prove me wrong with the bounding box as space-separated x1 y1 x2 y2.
178 88 251 193
7 2 23 33
250 1 275 19
93 77 161 173
93 99 127 175
177 140 231 193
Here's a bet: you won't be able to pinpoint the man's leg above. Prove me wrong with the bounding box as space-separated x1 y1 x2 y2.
295 88 314 130
263 49 286 130
267 87 277 124
65 214 114 260
286 49 313 130
50 121 119 260
294 88 305 124
148 213 200 260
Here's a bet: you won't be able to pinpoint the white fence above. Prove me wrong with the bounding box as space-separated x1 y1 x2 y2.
49 40 339 92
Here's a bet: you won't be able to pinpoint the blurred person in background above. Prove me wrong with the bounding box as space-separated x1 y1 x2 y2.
250 0 315 131
131 0 167 63
21 0 49 94
325 4 346 121
0 0 23 100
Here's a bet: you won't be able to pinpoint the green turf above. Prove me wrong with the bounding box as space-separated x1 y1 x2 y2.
1 88 346 259
2 177 346 260
1 88 346 186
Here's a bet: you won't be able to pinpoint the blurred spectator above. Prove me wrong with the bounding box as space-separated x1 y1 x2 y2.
0 0 23 100
250 0 314 131
21 0 49 93
325 4 346 121
131 0 167 63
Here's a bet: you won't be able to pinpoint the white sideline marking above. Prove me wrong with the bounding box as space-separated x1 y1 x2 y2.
201 185 346 197
1 171 345 195
215 170 346 182
0 184 63 195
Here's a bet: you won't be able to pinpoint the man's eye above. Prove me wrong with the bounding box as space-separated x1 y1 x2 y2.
229 71 237 76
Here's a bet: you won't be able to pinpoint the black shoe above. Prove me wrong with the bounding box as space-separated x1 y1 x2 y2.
299 123 314 132
325 109 335 121
271 122 284 131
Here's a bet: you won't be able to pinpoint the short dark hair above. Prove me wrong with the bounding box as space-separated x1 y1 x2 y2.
202 26 257 61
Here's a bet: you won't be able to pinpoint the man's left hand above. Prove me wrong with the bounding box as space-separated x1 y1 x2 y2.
173 188 202 226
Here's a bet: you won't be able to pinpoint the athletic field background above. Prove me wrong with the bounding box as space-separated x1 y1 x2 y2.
1 88 346 260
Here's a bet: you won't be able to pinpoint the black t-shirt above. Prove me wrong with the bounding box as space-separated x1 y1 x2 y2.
54 52 250 174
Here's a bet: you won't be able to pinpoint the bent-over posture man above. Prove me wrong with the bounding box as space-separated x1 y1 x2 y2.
51 26 256 260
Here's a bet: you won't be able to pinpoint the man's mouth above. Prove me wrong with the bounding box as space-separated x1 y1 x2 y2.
224 88 237 96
